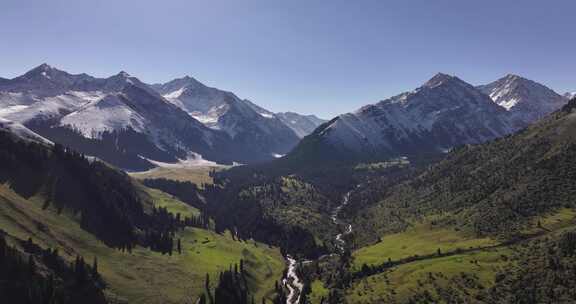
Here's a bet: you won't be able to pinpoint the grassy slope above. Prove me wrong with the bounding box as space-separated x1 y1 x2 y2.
130 166 223 186
347 248 510 304
344 209 576 303
146 187 200 217
0 184 284 304
352 220 497 270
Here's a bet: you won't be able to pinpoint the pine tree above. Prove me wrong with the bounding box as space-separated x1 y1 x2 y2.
92 256 99 278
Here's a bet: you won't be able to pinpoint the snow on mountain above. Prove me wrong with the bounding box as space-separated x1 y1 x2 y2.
287 73 518 164
153 76 300 156
275 112 327 138
59 94 146 138
0 64 278 170
0 90 106 125
478 74 567 124
0 118 52 145
153 76 236 123
564 92 576 100
0 64 96 96
0 64 323 170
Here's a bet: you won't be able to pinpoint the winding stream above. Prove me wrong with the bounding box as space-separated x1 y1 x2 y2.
332 191 353 252
283 188 356 304
283 256 304 304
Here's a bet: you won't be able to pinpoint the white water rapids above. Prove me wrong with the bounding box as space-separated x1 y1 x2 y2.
283 256 304 304
283 188 356 304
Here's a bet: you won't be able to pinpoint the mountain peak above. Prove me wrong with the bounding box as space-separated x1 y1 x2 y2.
499 74 534 85
108 71 138 83
503 73 522 80
423 73 457 88
478 74 567 121
154 76 206 97
101 71 146 92
116 71 131 78
23 63 61 78
168 75 204 88
36 63 54 71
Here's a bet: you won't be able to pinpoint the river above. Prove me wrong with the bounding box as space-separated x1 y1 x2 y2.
283 188 356 304
283 256 304 304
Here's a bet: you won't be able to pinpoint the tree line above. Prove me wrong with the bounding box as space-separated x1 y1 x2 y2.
0 232 106 304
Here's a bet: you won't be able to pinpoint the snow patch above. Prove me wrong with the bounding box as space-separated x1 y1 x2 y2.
0 118 53 145
190 113 219 125
59 94 145 138
0 91 106 124
163 87 187 100
143 152 222 169
0 105 30 118
259 112 275 118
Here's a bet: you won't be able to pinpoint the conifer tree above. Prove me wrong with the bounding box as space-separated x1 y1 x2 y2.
92 256 99 278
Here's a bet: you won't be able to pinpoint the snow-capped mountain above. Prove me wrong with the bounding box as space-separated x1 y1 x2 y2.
152 77 300 156
478 74 568 125
286 73 519 164
0 64 287 170
564 92 576 100
275 112 326 138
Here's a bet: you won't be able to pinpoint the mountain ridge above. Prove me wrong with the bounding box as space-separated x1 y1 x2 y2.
152 76 304 156
284 72 568 167
0 64 315 170
284 73 519 166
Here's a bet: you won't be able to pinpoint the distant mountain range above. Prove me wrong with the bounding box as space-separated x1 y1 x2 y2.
0 64 324 170
285 73 569 165
0 64 568 170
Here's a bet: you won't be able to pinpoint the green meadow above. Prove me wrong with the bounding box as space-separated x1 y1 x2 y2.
352 222 497 270
0 184 284 304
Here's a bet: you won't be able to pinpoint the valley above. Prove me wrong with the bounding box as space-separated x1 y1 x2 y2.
284 188 359 304
2 2 576 303
1 64 575 304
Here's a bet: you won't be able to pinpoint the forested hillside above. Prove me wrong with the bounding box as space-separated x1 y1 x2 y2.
0 232 106 304
307 99 576 303
0 130 285 303
350 98 576 246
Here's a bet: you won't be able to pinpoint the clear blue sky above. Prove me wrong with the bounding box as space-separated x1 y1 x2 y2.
1 0 574 118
